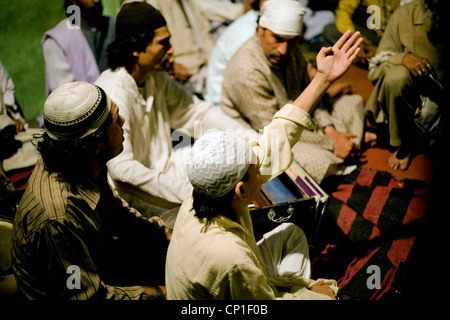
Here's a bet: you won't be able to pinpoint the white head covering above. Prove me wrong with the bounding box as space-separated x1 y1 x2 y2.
187 131 256 199
259 0 307 36
43 81 111 141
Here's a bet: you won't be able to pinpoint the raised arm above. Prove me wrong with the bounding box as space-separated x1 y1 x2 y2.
292 30 362 114
251 31 363 179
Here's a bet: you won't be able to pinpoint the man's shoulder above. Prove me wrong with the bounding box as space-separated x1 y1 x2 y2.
95 68 138 98
42 18 75 42
15 164 72 233
230 35 261 63
393 0 422 18
225 35 267 78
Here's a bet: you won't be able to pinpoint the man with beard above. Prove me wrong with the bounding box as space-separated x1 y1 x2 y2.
221 0 365 184
42 0 115 96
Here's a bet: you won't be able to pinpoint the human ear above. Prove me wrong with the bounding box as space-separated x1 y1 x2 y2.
95 139 104 155
257 25 264 38
235 181 248 200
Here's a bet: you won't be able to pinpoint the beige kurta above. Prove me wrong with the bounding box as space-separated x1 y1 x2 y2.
221 35 364 183
166 103 339 300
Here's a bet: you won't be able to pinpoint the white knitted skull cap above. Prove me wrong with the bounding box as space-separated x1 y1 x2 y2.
187 131 256 198
259 0 307 36
44 81 111 141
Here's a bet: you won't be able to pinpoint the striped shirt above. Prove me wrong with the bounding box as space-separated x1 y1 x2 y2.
11 158 169 300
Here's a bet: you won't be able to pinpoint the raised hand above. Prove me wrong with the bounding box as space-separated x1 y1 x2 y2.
316 30 363 83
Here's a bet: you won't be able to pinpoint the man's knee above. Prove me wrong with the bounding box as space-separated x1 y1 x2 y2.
280 222 307 242
383 66 412 94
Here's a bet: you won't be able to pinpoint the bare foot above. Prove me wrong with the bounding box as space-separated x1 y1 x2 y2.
388 148 410 170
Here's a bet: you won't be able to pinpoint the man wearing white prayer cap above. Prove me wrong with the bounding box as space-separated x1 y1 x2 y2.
166 30 364 300
221 0 367 184
11 81 172 300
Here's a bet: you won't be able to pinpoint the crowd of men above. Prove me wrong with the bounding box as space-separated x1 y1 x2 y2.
0 0 444 300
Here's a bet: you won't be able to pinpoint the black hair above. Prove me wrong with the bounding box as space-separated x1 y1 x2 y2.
35 113 112 186
107 32 156 72
63 0 73 13
0 125 21 161
192 171 249 223
252 0 260 11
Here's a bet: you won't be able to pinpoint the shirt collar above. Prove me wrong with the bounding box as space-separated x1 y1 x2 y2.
74 169 108 211
207 209 252 237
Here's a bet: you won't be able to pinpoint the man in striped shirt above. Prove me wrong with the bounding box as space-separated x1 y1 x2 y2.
11 81 171 300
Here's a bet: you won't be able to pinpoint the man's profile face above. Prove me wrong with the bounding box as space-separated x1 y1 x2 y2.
257 26 300 65
99 101 125 161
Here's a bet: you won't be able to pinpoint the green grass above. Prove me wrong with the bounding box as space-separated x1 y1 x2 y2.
0 0 65 121
0 0 120 121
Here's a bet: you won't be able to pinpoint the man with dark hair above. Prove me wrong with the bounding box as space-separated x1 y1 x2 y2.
221 0 365 184
135 0 258 95
42 0 115 96
11 81 171 300
166 30 363 300
95 1 257 217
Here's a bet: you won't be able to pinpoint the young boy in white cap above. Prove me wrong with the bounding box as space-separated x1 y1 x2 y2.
11 81 171 300
165 30 363 300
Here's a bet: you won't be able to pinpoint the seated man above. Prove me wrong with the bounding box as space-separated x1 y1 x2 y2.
95 2 257 217
11 81 171 300
205 0 261 107
132 0 256 96
0 60 40 195
205 0 335 107
166 30 363 300
364 0 443 170
221 0 364 184
42 0 115 96
322 0 402 67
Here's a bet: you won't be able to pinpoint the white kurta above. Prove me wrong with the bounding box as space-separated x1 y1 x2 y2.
95 67 256 216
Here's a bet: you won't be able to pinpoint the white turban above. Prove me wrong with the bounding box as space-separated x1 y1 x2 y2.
259 0 307 36
187 131 256 198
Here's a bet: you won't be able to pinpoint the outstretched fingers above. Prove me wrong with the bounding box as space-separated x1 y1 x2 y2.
332 30 353 51
346 34 363 62
338 31 361 51
334 31 363 65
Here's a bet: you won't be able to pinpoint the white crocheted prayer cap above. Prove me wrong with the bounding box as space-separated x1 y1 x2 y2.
187 131 256 198
44 81 111 141
259 0 307 36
